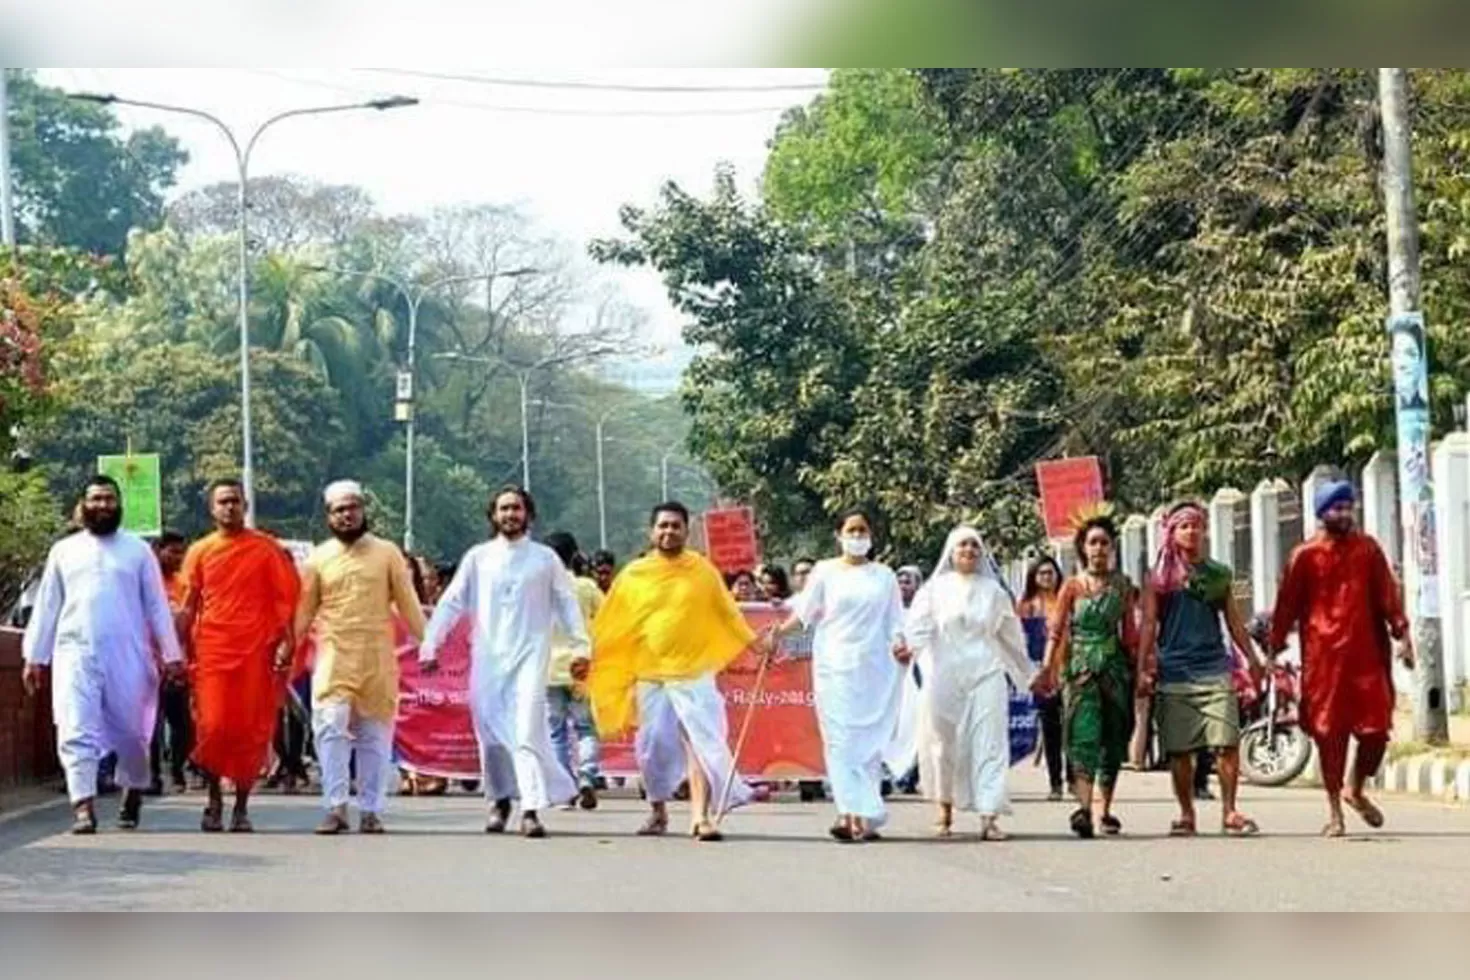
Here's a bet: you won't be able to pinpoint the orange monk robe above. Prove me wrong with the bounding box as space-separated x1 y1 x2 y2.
183 529 302 785
162 570 187 611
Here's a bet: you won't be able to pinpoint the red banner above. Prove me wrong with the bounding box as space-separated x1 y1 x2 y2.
1035 456 1105 540
382 603 824 781
393 616 481 779
599 603 823 778
703 506 761 576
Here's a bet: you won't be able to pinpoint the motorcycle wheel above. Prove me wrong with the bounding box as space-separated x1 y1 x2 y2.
1240 724 1312 786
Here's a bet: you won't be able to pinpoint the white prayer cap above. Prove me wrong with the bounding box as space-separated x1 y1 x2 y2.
323 480 365 506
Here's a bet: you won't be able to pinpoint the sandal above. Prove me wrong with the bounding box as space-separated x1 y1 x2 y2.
1168 817 1197 837
1344 794 1385 829
692 821 724 842
980 820 1009 842
830 822 856 843
229 810 254 833
636 813 669 837
934 822 953 839
1322 819 1346 838
1222 812 1259 837
1099 814 1122 837
1069 808 1095 839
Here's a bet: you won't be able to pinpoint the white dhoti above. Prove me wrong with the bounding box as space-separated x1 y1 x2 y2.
813 660 904 825
313 699 394 814
472 657 575 812
54 650 159 803
635 674 751 811
918 668 1011 815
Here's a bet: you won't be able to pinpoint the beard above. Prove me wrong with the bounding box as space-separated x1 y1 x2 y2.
82 508 122 536
493 517 526 539
332 517 369 544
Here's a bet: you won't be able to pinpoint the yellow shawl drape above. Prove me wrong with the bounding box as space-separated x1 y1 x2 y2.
588 549 754 737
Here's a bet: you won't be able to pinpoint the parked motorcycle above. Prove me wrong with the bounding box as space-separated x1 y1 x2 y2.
1237 613 1312 786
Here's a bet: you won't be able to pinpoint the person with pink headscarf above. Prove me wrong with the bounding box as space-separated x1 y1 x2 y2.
1137 501 1264 837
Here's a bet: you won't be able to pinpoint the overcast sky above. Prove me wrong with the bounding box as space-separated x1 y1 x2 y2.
38 68 827 361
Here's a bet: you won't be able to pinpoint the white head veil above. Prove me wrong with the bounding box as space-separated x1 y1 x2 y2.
925 525 1005 626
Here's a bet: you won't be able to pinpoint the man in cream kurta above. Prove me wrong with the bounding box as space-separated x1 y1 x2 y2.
295 480 426 835
419 486 589 838
23 475 184 834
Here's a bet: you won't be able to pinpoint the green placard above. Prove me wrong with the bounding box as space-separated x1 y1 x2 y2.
96 453 162 537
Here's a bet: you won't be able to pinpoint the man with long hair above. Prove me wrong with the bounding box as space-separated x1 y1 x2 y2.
419 486 590 838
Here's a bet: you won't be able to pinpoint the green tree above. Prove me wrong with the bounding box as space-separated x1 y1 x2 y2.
34 345 349 540
6 71 187 256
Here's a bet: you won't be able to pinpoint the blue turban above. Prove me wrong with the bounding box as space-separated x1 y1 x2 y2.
1313 479 1355 520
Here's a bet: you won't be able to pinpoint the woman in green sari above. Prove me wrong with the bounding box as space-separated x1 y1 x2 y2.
1033 512 1139 839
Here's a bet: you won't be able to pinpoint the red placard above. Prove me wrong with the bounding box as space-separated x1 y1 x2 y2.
703 506 761 575
1035 456 1105 540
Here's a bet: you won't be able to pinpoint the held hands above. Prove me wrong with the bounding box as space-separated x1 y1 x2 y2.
420 657 441 675
1029 665 1057 698
162 660 187 686
569 657 591 682
892 639 913 665
21 663 47 697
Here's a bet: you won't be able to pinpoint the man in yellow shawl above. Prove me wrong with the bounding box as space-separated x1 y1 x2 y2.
589 501 755 841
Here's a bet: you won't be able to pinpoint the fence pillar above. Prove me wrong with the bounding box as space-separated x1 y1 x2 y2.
1251 479 1288 614
1209 487 1245 568
1432 434 1470 694
1363 450 1401 574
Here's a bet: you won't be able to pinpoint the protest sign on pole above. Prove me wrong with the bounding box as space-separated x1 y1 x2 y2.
97 451 163 537
1035 456 1105 541
703 506 760 575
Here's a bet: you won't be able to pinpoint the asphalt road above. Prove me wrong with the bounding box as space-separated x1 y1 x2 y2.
1 766 1466 911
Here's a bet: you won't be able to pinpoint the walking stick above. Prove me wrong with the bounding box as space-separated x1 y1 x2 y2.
712 644 774 827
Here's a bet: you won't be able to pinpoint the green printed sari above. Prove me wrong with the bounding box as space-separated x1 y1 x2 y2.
1062 574 1135 790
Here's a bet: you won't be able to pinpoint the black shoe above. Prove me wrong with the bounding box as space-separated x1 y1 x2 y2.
117 790 143 830
577 786 598 811
485 798 513 834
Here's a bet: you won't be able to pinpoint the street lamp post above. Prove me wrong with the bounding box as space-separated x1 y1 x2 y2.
310 265 538 552
434 352 561 493
529 399 639 550
69 91 417 525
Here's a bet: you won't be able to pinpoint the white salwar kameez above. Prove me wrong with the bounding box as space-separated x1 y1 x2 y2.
421 535 588 812
22 531 183 803
634 674 751 811
792 558 906 826
907 527 1036 816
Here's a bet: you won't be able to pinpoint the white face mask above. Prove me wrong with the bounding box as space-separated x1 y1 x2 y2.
840 535 872 558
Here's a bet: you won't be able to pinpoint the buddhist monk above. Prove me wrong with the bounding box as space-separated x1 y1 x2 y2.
179 478 301 833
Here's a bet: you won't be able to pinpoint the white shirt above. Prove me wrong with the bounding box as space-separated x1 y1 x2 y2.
420 535 588 673
906 572 1034 723
22 530 183 667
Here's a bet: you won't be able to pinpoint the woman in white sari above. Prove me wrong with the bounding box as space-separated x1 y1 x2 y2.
907 526 1036 840
769 508 910 843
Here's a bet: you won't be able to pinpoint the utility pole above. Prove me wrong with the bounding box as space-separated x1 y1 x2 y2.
0 68 15 247
1379 68 1449 743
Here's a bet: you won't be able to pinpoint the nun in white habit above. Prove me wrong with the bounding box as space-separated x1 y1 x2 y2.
907 526 1036 840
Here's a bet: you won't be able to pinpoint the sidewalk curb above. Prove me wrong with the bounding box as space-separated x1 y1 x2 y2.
0 794 66 829
1290 745 1467 804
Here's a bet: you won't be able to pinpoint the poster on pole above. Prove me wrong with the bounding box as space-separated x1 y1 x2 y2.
1035 456 1105 541
1388 311 1439 618
703 506 760 575
96 452 163 537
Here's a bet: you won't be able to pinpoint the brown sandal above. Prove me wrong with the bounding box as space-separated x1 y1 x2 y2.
1168 818 1196 837
1222 812 1259 836
1344 795 1384 829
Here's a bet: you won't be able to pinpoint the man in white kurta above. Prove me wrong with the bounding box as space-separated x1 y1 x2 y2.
419 486 589 838
906 526 1035 839
22 476 183 834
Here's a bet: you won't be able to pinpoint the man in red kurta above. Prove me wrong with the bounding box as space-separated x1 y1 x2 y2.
180 479 301 832
1269 480 1413 837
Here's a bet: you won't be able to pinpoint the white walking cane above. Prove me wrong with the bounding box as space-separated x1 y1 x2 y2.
711 644 774 828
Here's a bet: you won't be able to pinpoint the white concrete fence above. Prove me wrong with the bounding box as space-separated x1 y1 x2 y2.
1006 441 1470 710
